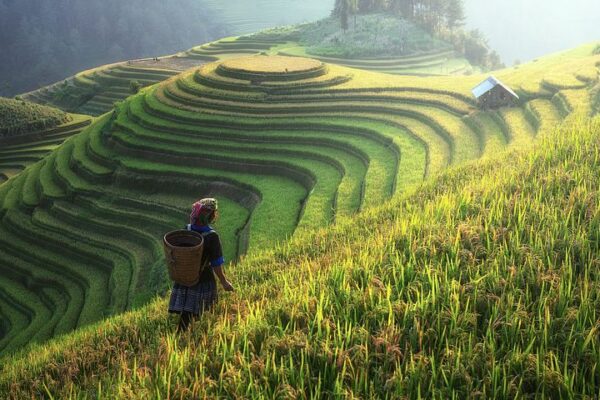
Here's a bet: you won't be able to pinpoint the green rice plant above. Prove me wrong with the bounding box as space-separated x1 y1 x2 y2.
525 99 562 135
2 116 598 398
111 126 343 233
141 89 406 205
0 43 597 359
463 112 508 157
497 108 537 148
19 161 43 209
114 108 367 218
0 224 87 348
0 98 70 137
126 94 404 210
0 114 91 182
0 278 39 352
0 228 80 342
558 89 594 120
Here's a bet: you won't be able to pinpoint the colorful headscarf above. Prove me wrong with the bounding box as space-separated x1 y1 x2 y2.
190 198 218 226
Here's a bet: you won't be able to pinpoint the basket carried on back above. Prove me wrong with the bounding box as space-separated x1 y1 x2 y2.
163 230 205 286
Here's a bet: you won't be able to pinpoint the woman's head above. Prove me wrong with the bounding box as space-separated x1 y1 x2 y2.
190 198 219 226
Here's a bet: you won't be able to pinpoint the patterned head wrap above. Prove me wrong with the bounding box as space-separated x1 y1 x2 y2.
190 198 218 226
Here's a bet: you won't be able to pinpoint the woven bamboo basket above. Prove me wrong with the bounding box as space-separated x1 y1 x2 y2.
163 230 205 286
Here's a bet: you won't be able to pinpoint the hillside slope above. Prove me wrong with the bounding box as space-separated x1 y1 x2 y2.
0 98 92 183
22 15 474 116
1 115 598 398
0 44 597 357
0 0 228 97
0 97 69 137
199 0 331 35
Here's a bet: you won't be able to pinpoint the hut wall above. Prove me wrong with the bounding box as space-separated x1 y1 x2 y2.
479 86 517 109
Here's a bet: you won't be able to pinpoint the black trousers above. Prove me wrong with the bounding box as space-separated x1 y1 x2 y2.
177 311 196 332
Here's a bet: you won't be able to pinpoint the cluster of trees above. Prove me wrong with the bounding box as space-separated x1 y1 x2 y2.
332 0 503 70
333 0 465 33
0 0 229 97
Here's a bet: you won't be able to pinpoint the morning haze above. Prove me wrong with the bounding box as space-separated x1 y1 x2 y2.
199 0 600 65
464 0 600 64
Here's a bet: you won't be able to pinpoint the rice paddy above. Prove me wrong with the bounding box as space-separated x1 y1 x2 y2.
0 97 70 137
21 17 477 119
1 114 598 399
0 32 598 397
0 109 91 184
22 63 183 117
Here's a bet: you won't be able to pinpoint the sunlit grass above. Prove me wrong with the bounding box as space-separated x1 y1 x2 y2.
2 117 598 398
0 41 598 364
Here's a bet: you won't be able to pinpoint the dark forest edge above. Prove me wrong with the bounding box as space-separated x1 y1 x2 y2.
0 0 229 97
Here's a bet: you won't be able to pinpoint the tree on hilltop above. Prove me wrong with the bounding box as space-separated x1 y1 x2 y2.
445 0 465 29
333 0 351 30
332 0 343 16
349 0 359 28
341 0 349 31
332 0 466 33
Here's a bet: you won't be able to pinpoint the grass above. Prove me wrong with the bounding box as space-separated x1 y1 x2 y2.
0 43 597 361
0 114 91 184
114 105 366 218
19 15 478 120
23 64 180 117
0 97 70 137
257 14 451 59
1 116 598 398
125 91 403 203
219 55 323 74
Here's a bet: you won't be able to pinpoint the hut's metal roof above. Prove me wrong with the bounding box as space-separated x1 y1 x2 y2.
471 76 519 99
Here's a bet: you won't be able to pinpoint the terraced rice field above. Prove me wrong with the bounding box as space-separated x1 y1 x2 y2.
0 97 70 137
0 114 91 184
22 34 475 118
186 36 470 76
278 45 471 76
0 44 598 355
23 63 183 117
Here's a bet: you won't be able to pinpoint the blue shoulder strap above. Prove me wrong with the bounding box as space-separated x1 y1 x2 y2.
187 224 214 237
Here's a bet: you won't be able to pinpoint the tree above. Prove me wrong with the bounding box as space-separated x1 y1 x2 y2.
463 29 489 67
349 0 359 29
332 0 344 16
445 0 465 30
341 0 349 32
488 51 504 70
388 0 404 15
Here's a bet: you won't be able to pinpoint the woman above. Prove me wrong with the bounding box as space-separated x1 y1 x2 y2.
168 198 234 332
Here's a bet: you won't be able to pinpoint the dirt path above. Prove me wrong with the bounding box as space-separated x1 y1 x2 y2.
129 56 209 71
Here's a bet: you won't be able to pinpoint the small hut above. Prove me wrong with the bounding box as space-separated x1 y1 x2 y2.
472 76 519 109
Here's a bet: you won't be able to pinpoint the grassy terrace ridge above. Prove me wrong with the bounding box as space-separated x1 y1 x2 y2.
0 113 92 184
20 15 478 117
0 45 597 358
22 62 182 117
1 116 599 398
0 97 70 137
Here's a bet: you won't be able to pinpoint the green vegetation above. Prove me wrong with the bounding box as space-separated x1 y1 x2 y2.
0 100 91 184
0 42 597 359
329 0 502 70
250 14 475 76
23 64 181 117
2 114 599 398
22 13 481 117
0 97 70 137
288 14 451 59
